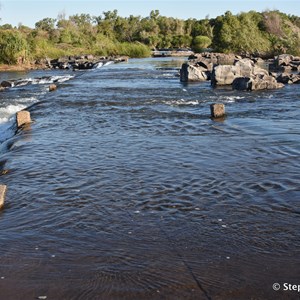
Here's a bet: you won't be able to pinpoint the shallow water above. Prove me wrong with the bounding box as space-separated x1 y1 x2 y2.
0 57 299 299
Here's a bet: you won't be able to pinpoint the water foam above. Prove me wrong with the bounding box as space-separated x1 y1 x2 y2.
0 104 27 121
94 62 104 69
31 75 74 84
222 95 246 103
164 99 199 106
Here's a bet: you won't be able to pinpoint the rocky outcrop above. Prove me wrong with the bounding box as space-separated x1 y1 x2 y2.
34 55 128 70
212 57 286 90
181 52 300 89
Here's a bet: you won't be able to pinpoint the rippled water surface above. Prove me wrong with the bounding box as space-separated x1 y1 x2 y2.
0 57 300 299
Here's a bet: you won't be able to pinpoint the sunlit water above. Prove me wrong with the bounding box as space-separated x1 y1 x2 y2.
0 57 299 299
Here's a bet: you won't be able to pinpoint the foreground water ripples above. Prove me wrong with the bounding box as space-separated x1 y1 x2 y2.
0 57 299 299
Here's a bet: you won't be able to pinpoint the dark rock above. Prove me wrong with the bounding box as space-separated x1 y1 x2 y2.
73 62 95 70
1 80 14 88
232 77 252 91
277 73 293 84
196 58 213 71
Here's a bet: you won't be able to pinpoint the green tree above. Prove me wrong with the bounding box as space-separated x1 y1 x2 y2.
35 18 56 31
0 30 28 64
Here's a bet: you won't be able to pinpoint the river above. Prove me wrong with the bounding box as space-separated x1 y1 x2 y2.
0 57 299 299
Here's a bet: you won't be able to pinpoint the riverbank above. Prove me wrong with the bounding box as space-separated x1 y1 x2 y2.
0 63 37 72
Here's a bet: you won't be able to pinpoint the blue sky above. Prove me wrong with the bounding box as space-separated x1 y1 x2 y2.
1 0 300 28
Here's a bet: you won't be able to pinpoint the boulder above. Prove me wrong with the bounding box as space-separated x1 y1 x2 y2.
277 54 294 66
211 65 240 86
232 77 252 91
16 110 31 128
35 58 52 69
1 80 14 88
49 84 57 91
58 56 69 63
210 103 225 118
196 58 213 71
280 65 293 72
114 56 129 63
291 74 300 84
276 73 300 84
234 58 255 68
216 53 238 65
290 61 300 71
276 73 294 84
251 75 284 90
253 66 269 77
180 63 209 82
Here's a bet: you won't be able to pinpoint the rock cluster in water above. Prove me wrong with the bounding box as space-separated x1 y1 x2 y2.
0 54 128 91
0 75 73 91
180 53 300 91
35 55 128 70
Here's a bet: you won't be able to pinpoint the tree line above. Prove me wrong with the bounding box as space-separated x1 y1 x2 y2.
0 9 300 64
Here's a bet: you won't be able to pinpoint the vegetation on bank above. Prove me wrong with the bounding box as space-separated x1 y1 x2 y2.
0 9 300 64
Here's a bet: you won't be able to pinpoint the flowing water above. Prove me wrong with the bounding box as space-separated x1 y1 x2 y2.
0 57 299 300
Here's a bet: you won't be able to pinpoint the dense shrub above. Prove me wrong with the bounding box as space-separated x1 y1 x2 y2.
192 35 212 52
